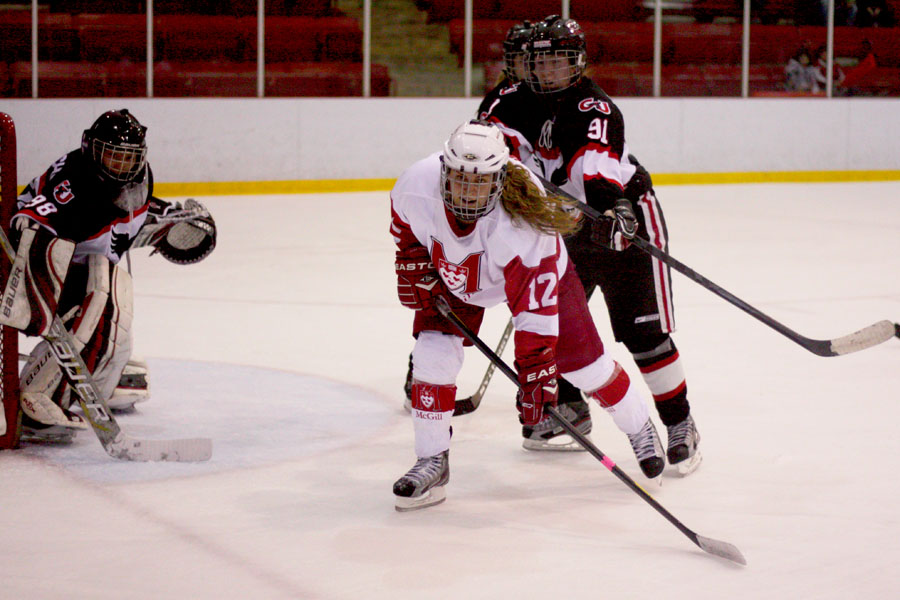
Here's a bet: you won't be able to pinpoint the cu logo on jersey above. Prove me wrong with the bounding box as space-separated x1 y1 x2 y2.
53 180 74 204
431 238 483 295
578 98 611 114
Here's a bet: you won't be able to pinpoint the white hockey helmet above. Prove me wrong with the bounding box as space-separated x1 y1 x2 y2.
440 120 510 222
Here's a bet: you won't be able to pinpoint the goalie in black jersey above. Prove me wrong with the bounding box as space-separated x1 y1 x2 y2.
0 108 216 443
473 15 701 474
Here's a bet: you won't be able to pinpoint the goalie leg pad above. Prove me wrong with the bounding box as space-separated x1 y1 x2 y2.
0 225 74 336
71 256 135 401
19 341 86 429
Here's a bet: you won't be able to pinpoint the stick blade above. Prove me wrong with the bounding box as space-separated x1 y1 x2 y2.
828 320 896 356
695 534 747 565
453 397 477 416
104 433 213 462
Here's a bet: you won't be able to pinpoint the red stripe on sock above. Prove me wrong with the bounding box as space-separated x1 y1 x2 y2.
638 350 680 374
653 381 686 403
591 366 630 408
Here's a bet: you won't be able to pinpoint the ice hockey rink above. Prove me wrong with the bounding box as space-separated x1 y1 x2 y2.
1 180 898 599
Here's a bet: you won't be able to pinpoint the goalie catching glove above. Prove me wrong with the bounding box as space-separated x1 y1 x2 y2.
133 197 217 264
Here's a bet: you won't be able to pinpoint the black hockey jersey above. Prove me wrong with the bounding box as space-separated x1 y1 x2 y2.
14 150 153 265
479 77 639 216
477 80 549 172
531 78 637 215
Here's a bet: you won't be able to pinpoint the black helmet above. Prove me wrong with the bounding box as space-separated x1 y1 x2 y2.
502 20 532 82
524 15 587 94
81 109 147 183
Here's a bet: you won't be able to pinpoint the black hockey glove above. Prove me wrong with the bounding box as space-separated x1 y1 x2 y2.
590 198 638 251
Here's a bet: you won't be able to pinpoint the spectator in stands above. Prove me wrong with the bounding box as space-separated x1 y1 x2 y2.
841 39 879 94
838 0 860 25
856 0 896 26
812 44 846 93
815 0 859 25
784 46 817 92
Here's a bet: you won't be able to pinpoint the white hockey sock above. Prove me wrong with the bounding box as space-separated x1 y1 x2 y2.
412 410 453 458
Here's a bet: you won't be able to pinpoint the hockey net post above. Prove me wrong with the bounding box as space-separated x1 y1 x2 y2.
0 113 21 449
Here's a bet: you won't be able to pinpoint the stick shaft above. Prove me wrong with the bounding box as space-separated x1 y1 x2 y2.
538 174 892 357
433 296 745 564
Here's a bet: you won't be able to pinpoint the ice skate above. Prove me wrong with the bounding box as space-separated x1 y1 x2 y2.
393 450 449 512
107 357 151 412
19 409 85 444
626 418 665 479
666 414 702 476
522 400 592 451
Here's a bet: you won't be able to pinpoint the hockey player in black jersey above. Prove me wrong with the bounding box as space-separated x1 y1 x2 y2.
478 15 701 475
0 109 216 443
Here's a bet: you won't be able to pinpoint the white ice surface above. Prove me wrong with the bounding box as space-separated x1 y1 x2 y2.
1 182 898 599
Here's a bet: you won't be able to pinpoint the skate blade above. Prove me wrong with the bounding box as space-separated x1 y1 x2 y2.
673 449 703 476
394 486 447 512
522 433 589 452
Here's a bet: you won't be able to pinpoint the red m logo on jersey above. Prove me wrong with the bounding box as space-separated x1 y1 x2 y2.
431 239 483 295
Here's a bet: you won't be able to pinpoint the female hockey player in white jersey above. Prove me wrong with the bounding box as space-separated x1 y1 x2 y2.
390 120 665 511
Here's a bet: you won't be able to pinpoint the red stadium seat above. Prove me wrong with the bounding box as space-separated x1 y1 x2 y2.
257 17 322 62
155 15 253 61
421 0 502 23
318 17 362 61
10 62 105 97
153 60 257 96
0 11 80 62
0 62 9 96
585 22 655 64
664 23 742 65
266 62 391 96
570 0 645 22
77 14 147 62
447 19 515 63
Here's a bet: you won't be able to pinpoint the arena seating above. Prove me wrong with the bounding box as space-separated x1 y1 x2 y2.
464 17 899 95
8 60 391 98
417 0 646 23
52 0 336 17
1 8 384 97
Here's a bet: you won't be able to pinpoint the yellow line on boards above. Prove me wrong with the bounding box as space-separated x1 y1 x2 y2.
16 171 900 197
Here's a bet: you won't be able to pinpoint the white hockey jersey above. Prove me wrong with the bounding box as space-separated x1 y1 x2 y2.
390 152 569 361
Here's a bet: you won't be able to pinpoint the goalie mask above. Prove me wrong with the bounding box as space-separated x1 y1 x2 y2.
440 120 509 223
524 15 587 94
82 109 148 184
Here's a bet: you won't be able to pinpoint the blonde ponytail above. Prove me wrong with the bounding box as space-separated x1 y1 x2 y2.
500 163 581 237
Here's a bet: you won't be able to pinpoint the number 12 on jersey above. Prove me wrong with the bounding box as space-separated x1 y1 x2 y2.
527 272 558 310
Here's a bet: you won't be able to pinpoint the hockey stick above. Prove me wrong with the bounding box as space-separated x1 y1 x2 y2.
453 317 513 416
434 296 745 564
537 175 895 357
0 228 212 462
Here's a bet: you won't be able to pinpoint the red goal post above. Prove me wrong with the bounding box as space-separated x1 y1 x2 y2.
0 113 21 449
